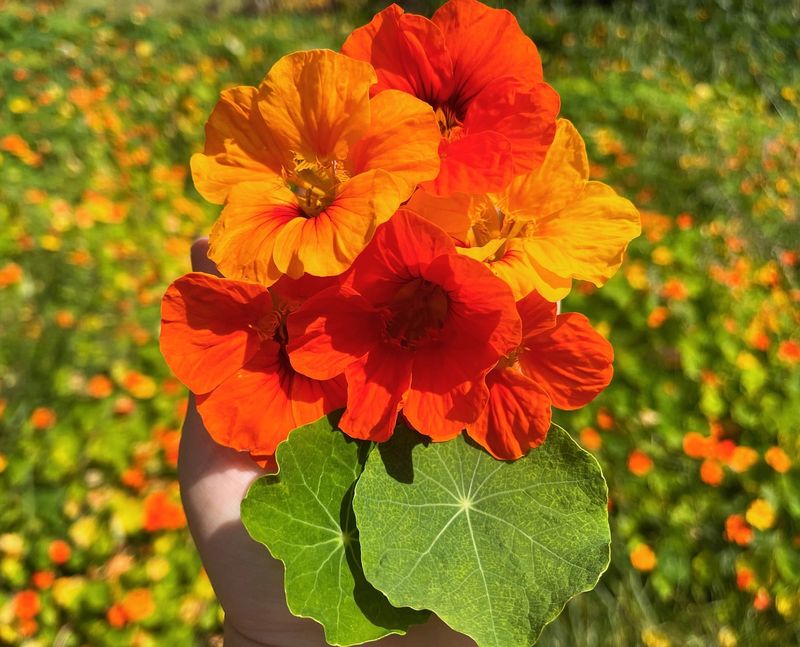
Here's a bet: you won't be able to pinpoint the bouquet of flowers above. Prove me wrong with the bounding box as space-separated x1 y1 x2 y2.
160 1 640 645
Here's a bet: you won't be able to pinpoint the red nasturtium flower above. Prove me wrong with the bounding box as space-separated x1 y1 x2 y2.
466 291 614 459
287 210 521 442
342 0 560 196
160 272 346 458
191 49 441 285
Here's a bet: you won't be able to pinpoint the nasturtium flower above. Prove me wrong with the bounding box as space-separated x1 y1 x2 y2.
342 0 559 196
160 272 346 457
287 209 521 442
467 290 614 460
191 49 441 284
407 119 641 300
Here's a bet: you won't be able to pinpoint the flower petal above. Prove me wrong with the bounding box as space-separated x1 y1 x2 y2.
522 181 641 285
505 119 590 219
481 239 573 302
197 352 343 456
207 179 301 285
160 273 271 394
466 368 551 460
350 89 441 193
256 50 376 164
516 289 557 340
403 378 489 441
287 286 382 381
432 0 543 109
465 79 559 176
422 253 522 382
340 346 414 442
272 169 404 279
346 208 456 304
521 312 614 410
405 190 475 244
190 86 282 204
422 130 513 196
341 3 453 105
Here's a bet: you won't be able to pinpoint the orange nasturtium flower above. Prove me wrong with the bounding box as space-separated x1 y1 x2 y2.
466 290 613 460
191 49 441 284
160 272 346 458
407 119 641 301
287 210 521 442
342 0 560 196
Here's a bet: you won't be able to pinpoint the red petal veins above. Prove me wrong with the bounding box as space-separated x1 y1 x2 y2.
422 130 513 196
521 312 614 410
414 253 521 387
432 0 543 109
345 209 456 304
465 79 560 176
404 378 489 441
160 273 272 394
516 290 558 341
197 352 345 456
340 346 414 442
341 3 454 104
467 368 552 460
287 286 382 381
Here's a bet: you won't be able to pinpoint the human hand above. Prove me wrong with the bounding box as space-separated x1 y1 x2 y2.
178 239 476 646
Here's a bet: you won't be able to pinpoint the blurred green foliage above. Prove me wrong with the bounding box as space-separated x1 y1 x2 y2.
0 0 798 645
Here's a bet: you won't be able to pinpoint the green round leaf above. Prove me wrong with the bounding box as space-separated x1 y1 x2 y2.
241 415 428 646
353 426 610 647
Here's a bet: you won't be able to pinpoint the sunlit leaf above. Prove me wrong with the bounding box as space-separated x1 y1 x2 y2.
241 415 428 646
354 425 610 647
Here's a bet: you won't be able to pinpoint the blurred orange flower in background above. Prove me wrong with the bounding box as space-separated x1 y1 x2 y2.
30 407 56 430
627 449 654 476
700 459 724 486
630 544 657 571
47 540 72 565
120 588 156 622
13 590 40 620
764 446 791 473
0 262 23 287
143 490 186 532
87 374 114 399
580 426 602 451
725 514 753 546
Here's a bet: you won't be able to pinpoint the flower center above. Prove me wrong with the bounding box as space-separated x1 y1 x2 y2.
496 347 522 370
434 104 465 143
286 155 350 218
250 302 291 346
383 278 449 350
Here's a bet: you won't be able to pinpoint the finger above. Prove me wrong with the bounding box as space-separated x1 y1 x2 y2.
191 237 223 277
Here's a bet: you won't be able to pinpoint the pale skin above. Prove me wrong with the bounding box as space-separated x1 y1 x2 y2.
179 239 477 647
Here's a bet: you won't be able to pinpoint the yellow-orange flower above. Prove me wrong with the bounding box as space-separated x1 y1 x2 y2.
630 544 657 571
727 446 758 473
192 49 441 284
407 119 640 300
765 446 792 473
746 499 776 531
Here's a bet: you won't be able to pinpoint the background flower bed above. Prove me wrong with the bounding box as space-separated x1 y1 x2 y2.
0 0 797 645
